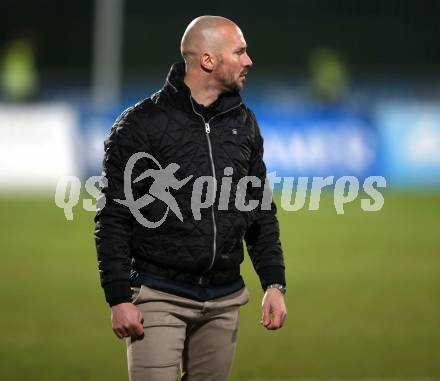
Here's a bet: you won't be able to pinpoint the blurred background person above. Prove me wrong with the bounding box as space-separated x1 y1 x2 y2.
1 33 38 102
308 46 350 103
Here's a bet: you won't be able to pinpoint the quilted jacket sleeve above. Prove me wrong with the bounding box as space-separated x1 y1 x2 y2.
94 109 139 307
244 108 286 290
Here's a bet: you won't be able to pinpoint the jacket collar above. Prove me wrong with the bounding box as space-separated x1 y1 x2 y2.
161 61 243 117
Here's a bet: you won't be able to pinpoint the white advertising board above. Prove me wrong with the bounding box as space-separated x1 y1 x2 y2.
0 103 80 191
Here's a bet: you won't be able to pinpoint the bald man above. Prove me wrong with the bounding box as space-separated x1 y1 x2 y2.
95 15 287 381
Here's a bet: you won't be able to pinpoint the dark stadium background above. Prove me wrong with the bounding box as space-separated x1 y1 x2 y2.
0 1 439 380
2 1 440 77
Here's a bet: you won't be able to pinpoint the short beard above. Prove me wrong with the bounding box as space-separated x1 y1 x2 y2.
216 57 241 93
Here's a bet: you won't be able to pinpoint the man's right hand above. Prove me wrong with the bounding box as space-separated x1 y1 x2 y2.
111 303 144 339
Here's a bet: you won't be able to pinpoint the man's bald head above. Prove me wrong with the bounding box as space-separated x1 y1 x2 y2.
181 16 239 65
180 16 252 95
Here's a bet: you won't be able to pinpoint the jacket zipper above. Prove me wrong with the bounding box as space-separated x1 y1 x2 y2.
189 97 243 285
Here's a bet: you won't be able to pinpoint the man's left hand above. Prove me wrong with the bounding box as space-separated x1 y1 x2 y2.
261 288 287 330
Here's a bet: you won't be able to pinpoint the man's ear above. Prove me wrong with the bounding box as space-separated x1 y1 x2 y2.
200 53 215 72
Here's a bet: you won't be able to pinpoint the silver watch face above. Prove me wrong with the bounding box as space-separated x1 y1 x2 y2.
267 284 286 294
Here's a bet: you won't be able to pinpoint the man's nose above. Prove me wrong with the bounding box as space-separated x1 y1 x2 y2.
244 52 253 67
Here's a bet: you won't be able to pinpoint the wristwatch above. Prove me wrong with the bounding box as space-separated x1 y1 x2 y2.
265 283 286 295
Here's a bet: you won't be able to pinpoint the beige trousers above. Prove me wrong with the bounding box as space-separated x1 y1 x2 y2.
126 285 250 381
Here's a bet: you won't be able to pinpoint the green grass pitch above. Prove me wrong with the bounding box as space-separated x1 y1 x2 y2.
0 191 439 380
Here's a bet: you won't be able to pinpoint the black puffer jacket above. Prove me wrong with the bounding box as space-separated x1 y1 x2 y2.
95 62 285 306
